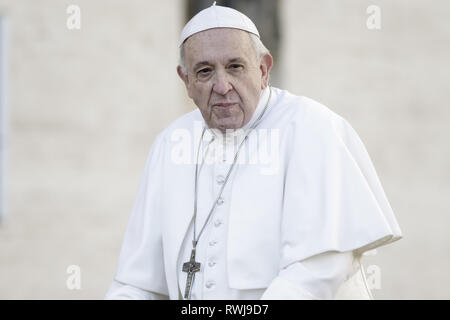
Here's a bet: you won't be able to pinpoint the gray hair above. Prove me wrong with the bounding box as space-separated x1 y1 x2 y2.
179 32 270 75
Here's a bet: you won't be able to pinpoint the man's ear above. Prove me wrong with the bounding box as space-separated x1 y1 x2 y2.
259 53 273 89
177 65 189 88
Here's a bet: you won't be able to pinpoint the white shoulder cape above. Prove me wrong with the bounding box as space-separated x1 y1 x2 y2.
112 87 403 299
278 93 402 266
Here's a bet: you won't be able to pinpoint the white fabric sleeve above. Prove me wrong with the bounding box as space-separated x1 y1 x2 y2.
105 280 169 300
261 250 354 300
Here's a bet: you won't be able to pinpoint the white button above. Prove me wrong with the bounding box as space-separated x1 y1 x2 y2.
216 175 225 185
209 240 218 246
217 197 224 205
214 220 222 227
205 281 216 289
208 261 216 267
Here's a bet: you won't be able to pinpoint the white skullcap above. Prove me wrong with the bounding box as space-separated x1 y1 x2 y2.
179 2 260 47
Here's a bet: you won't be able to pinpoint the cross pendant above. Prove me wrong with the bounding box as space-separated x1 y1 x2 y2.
182 247 201 300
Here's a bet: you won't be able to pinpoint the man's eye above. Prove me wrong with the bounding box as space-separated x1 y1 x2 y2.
198 68 211 74
229 64 243 70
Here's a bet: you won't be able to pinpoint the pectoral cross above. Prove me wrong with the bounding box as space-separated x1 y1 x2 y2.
182 247 201 300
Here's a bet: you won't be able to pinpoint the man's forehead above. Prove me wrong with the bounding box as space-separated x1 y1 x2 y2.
184 31 253 68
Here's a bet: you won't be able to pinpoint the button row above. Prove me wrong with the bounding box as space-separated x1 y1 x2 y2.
208 261 216 267
209 240 218 246
204 176 226 294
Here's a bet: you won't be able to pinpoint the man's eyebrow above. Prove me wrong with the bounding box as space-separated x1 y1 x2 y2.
192 58 247 71
193 61 211 71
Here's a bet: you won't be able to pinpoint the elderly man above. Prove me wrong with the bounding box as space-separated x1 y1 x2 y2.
105 4 402 300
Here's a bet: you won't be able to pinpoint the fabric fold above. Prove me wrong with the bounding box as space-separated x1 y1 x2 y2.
280 98 402 268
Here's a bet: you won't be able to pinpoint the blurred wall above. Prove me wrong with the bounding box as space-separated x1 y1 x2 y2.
0 0 448 299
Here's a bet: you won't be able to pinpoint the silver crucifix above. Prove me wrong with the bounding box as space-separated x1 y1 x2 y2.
182 247 201 299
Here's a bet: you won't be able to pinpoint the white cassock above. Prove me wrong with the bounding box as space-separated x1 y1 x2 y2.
105 86 403 300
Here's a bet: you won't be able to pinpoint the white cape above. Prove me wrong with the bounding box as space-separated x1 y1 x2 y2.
112 87 402 299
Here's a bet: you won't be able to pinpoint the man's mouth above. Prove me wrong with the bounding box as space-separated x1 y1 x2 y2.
212 103 237 108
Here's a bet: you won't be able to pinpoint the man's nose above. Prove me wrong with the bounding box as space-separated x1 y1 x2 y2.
212 70 232 95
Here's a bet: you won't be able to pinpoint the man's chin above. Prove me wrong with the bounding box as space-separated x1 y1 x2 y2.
212 125 235 133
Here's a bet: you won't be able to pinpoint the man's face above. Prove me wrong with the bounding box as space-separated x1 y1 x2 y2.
178 28 272 131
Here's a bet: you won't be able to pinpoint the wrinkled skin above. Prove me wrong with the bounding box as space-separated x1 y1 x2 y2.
177 28 273 132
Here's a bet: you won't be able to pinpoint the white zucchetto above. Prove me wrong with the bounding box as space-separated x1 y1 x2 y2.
179 2 260 47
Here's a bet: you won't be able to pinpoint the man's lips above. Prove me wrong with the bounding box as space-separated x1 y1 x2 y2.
212 102 238 108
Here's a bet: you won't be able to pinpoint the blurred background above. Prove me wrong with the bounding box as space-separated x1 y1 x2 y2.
0 0 448 299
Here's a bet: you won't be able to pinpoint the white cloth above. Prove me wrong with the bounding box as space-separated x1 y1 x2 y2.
176 88 355 300
105 281 168 300
106 250 355 300
106 87 402 300
262 250 356 300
